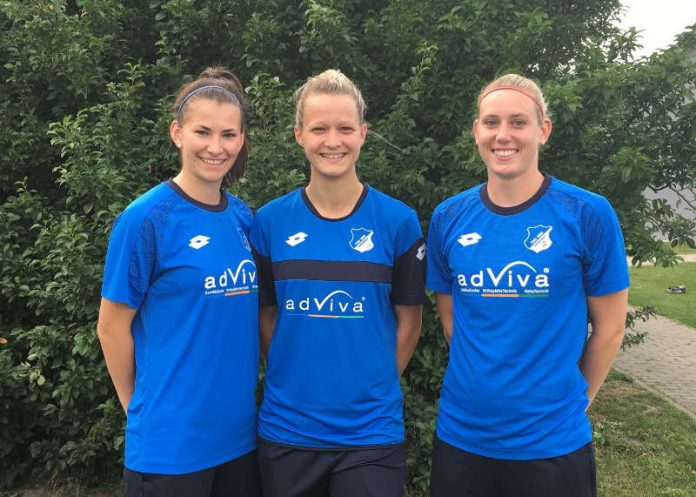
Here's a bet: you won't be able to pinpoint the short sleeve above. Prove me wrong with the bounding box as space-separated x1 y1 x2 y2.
582 197 630 296
228 193 254 232
249 214 277 307
426 208 453 294
390 210 426 305
101 210 158 309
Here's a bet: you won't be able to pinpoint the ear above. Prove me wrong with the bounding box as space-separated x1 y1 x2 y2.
169 120 182 148
294 125 304 147
538 117 552 145
472 119 480 144
359 123 368 144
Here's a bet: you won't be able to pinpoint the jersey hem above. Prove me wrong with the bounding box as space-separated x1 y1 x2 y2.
435 430 592 461
100 292 140 310
258 436 404 452
426 283 451 295
391 295 428 305
586 281 629 297
125 441 257 475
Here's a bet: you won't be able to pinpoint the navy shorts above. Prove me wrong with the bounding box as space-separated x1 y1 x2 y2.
124 448 261 497
258 438 405 497
430 436 597 497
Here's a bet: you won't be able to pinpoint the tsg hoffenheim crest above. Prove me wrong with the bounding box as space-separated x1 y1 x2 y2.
524 225 553 253
350 228 375 253
237 227 251 252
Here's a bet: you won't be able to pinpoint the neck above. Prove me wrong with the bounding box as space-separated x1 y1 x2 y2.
172 173 222 205
486 170 544 208
305 174 363 219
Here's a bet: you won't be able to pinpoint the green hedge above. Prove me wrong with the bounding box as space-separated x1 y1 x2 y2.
1 1 694 493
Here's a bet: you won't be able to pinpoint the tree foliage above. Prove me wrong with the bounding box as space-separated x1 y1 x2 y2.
1 1 694 492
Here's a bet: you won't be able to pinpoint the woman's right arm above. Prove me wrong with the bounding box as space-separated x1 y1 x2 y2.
97 298 138 413
435 292 454 346
259 305 277 358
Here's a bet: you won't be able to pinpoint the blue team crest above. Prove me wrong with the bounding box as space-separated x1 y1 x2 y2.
524 225 553 253
350 228 375 253
237 227 251 252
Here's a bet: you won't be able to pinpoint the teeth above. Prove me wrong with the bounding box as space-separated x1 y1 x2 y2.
321 153 344 159
201 158 225 165
493 149 517 157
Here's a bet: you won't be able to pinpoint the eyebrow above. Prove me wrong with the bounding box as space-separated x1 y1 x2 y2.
307 122 357 129
478 87 545 118
194 124 239 132
480 112 532 119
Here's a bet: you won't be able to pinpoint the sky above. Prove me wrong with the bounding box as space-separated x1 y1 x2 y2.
617 0 696 57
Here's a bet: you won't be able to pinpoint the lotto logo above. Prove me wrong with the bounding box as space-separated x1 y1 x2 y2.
416 243 426 261
458 232 482 247
286 232 308 247
189 235 210 249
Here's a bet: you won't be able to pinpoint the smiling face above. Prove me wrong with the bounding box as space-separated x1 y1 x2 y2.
169 98 244 189
473 89 552 183
294 92 367 182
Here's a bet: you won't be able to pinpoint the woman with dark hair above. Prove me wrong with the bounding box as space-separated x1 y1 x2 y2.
97 67 260 497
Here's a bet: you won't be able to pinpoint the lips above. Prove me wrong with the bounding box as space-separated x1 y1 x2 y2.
200 157 227 165
492 149 518 157
320 152 346 159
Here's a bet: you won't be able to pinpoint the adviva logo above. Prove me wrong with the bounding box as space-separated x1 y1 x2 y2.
204 259 258 297
285 290 365 318
456 261 550 298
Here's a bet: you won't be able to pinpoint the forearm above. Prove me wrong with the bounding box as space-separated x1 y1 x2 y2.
435 293 453 345
259 306 277 358
97 298 137 413
98 328 135 412
396 327 420 376
581 290 628 407
580 329 623 406
395 305 423 375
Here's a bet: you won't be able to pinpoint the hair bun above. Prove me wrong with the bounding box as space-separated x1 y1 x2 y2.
199 66 241 86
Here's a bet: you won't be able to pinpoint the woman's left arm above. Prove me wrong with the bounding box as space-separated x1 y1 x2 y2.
580 289 628 408
394 304 423 375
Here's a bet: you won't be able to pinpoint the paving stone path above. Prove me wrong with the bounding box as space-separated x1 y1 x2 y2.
613 257 696 416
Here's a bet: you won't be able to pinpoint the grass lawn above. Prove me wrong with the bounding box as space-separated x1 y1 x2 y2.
666 242 696 255
592 371 696 497
8 373 696 497
7 260 696 496
0 480 122 497
629 262 696 328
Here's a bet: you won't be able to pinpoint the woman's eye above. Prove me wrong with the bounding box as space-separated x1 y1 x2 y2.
195 130 208 136
513 120 526 127
483 119 498 127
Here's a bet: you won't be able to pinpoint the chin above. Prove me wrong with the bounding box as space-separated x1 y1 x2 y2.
313 164 355 179
487 165 523 179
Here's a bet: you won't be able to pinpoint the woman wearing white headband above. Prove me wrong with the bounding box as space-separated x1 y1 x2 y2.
427 74 629 497
98 66 260 497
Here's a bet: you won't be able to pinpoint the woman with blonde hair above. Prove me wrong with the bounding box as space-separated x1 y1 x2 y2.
250 69 426 497
427 74 629 497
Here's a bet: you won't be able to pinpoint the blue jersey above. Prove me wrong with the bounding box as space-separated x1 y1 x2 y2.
250 185 426 447
101 180 259 474
427 175 629 460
